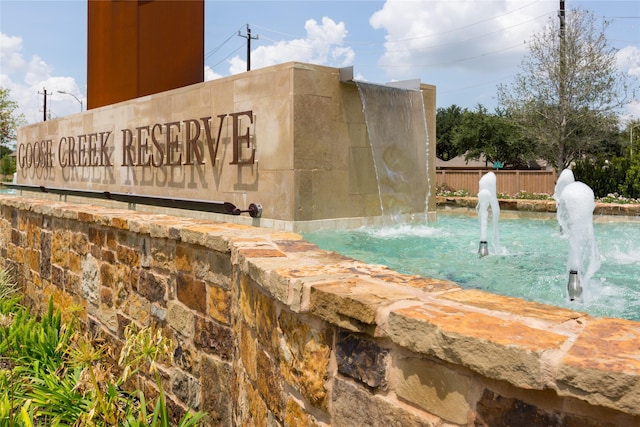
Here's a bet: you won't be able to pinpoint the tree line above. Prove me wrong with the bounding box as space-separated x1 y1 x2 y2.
0 87 25 178
436 7 638 198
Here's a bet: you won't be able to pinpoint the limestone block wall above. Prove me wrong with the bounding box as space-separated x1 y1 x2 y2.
1 195 638 426
15 62 436 228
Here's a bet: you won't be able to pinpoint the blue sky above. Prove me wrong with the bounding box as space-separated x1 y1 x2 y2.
1 0 638 124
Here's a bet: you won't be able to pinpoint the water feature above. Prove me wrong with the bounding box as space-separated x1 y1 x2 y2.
559 181 601 301
476 172 501 257
302 215 640 321
553 168 575 235
356 82 429 223
0 187 15 195
477 190 491 257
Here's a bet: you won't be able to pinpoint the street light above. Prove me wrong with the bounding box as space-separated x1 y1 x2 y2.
631 123 640 157
57 90 83 112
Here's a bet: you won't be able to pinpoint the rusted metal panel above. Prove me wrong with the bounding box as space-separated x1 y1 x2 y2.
87 0 204 110
137 0 203 97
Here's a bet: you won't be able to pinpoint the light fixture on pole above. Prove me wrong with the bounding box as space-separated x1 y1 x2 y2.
631 123 639 157
57 90 83 112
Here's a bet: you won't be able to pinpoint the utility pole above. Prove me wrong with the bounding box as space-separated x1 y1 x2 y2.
557 0 567 169
38 88 50 121
559 1 565 102
238 24 258 71
559 0 565 37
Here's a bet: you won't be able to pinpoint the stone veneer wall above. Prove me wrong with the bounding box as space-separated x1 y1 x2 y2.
1 195 639 426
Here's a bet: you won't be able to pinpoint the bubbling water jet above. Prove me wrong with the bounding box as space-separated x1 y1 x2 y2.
553 169 575 236
477 189 491 257
558 181 601 302
476 172 501 257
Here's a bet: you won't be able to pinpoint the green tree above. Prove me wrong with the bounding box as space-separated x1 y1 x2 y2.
451 105 537 169
436 104 465 160
573 156 629 198
0 154 16 178
584 121 626 159
497 7 634 171
0 87 26 158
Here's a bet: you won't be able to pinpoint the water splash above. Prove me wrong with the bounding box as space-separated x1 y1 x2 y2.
559 181 601 302
476 172 501 255
553 169 575 236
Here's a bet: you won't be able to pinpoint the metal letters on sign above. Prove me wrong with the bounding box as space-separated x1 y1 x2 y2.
17 111 256 173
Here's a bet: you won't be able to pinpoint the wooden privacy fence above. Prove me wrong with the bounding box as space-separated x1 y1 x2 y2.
436 170 557 196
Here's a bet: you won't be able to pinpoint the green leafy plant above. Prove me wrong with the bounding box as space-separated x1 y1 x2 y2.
118 324 206 427
0 268 206 427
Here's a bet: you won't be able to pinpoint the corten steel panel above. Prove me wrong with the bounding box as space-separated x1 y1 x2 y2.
138 0 204 97
87 0 204 110
87 0 139 109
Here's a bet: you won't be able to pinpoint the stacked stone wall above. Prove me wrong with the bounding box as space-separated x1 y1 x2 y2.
1 195 638 426
437 195 640 218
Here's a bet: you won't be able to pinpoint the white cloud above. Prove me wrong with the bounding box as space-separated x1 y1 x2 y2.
1 32 83 123
622 99 640 123
614 46 640 122
0 34 26 74
616 45 640 78
204 65 223 82
369 0 555 79
24 55 52 87
226 17 355 75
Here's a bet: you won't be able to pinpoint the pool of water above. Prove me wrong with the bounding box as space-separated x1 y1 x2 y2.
303 215 640 321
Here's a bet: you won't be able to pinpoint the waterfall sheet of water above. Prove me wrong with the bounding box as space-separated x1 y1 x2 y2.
356 82 429 224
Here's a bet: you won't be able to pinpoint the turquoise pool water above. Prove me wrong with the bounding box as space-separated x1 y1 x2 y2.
303 215 640 321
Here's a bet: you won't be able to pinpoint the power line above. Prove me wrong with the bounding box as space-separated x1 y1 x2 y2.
382 11 555 53
249 23 301 40
205 27 244 59
378 41 527 69
382 1 549 44
438 74 518 94
209 43 245 69
243 6 555 65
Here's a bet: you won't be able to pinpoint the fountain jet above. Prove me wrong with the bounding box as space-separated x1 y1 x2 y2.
477 189 491 258
553 169 575 235
478 241 489 258
567 270 582 301
559 181 601 302
476 172 500 257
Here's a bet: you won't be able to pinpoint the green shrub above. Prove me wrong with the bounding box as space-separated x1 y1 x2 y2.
0 269 206 426
573 155 640 199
